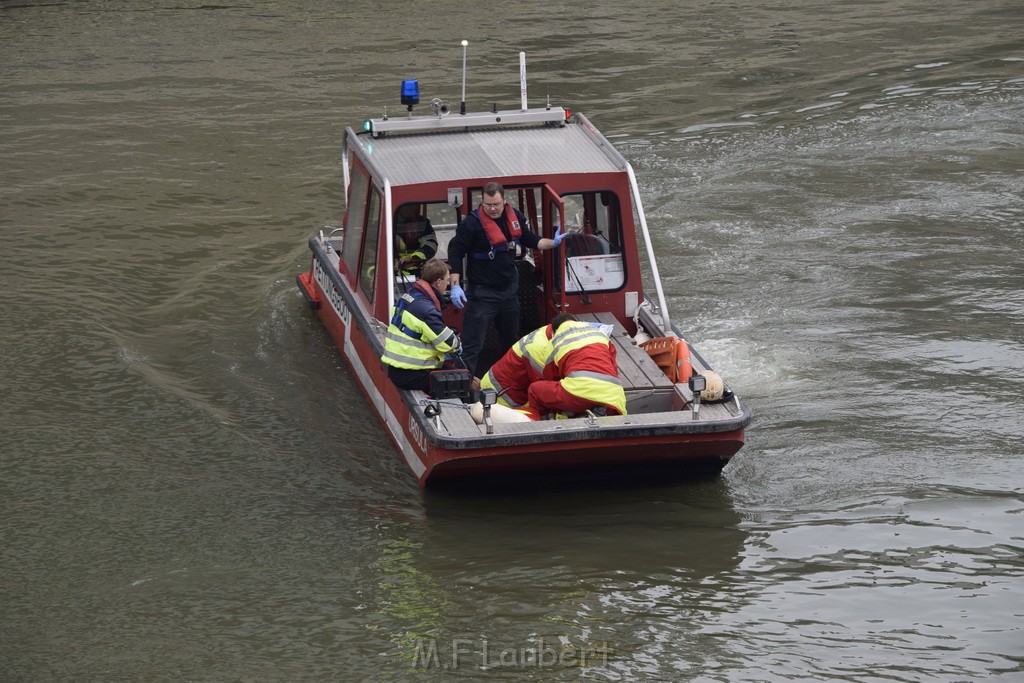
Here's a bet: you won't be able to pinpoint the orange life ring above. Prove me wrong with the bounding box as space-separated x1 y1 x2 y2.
640 336 692 383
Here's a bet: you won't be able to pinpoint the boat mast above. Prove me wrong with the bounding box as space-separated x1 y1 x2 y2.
519 51 528 111
460 40 468 116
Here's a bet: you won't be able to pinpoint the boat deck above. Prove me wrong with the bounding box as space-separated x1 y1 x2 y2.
574 312 674 391
397 310 742 440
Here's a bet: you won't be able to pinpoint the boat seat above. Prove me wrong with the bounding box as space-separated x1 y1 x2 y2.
563 233 610 257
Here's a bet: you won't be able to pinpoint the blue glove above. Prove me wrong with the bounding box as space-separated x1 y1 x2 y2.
450 284 467 309
552 225 565 247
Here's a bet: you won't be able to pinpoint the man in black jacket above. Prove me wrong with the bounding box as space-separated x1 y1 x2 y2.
446 182 563 376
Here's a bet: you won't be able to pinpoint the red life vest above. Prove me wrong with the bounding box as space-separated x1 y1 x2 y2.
474 202 522 258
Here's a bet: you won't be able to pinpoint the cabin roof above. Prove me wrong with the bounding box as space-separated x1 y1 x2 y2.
348 119 627 188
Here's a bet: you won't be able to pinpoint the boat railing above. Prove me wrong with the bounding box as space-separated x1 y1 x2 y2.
324 225 344 248
363 106 568 137
575 113 672 332
383 180 395 311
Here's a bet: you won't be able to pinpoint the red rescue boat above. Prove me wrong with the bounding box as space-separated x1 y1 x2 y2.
297 53 751 488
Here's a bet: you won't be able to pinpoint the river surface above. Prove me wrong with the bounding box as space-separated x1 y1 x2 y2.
2 1 1022 681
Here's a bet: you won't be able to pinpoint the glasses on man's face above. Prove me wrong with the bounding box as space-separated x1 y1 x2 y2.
482 199 504 210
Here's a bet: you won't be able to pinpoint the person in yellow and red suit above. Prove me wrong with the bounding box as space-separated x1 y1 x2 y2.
480 313 578 411
381 259 461 392
526 318 627 418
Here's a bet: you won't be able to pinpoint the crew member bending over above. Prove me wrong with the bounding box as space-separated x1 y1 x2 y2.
527 318 627 418
480 313 577 409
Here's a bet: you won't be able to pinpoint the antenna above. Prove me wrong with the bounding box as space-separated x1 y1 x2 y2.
460 40 469 115
519 51 528 111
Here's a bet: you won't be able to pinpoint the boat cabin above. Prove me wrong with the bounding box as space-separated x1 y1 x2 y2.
331 108 653 368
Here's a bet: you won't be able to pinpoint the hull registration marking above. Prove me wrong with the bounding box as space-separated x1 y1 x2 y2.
314 259 351 326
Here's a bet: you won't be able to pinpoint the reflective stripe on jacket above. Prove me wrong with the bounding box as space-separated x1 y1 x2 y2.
481 324 555 407
396 222 438 275
533 320 626 415
398 232 438 262
381 282 460 370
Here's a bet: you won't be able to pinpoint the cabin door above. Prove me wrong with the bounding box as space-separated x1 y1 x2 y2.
539 184 567 313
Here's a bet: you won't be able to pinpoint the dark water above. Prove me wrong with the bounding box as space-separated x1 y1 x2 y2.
2 1 1022 681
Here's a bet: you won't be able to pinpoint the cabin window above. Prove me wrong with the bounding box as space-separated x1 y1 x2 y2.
389 202 459 296
341 164 371 280
554 191 626 294
393 202 459 264
358 187 382 301
426 202 462 256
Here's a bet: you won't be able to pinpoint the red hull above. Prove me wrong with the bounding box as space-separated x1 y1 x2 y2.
418 430 744 485
302 269 745 488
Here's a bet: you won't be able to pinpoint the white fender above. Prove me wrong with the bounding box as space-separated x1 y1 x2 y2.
468 402 533 425
632 330 652 345
699 371 724 401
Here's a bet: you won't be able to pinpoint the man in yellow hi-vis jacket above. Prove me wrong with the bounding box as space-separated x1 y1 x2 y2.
381 259 460 392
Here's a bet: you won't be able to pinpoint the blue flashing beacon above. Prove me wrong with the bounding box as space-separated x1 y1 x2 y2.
400 79 420 108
